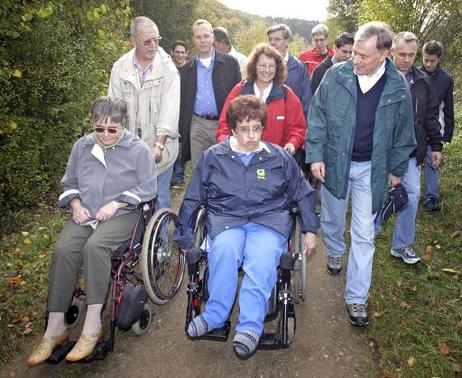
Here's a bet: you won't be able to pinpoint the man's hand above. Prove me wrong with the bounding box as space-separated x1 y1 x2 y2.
303 232 317 256
431 151 442 168
310 161 325 183
151 146 163 163
96 201 118 222
388 173 401 187
70 199 91 224
284 143 296 155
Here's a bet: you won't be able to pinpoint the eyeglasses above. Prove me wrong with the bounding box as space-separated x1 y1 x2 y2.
94 127 119 134
236 125 264 134
257 63 276 70
136 36 162 47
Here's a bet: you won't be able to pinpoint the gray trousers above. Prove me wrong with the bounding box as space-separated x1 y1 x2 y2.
190 115 218 170
47 211 140 311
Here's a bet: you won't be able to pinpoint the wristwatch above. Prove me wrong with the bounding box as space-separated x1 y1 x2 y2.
154 142 164 150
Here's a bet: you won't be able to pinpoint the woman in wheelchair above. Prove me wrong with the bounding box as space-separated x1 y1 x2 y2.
27 97 157 366
175 95 319 359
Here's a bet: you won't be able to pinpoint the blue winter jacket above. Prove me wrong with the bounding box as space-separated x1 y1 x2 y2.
175 140 319 249
285 54 312 120
306 58 417 213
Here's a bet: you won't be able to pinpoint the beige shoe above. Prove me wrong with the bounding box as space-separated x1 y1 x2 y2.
27 329 69 367
65 330 102 362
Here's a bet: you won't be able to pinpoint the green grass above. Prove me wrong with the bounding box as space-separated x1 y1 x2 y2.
366 114 462 377
0 204 67 366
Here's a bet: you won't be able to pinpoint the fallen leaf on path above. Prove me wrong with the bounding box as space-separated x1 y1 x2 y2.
373 311 384 318
5 275 23 287
23 238 32 245
425 245 433 253
453 364 462 373
438 342 450 355
407 356 416 367
442 268 459 275
382 368 392 377
20 231 29 236
435 244 441 250
450 230 461 239
420 253 432 262
399 301 411 309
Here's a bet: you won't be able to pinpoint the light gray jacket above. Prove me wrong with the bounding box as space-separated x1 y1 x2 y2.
108 47 180 174
59 131 157 218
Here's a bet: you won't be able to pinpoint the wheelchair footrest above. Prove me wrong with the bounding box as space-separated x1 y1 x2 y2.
80 340 112 362
189 323 231 342
47 340 77 364
257 333 289 350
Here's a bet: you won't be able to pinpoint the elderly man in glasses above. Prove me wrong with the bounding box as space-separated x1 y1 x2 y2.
109 16 180 209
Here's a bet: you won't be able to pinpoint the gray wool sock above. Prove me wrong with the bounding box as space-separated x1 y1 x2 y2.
233 330 260 358
187 315 209 337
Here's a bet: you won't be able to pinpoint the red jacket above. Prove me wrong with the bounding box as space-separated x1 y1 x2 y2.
299 46 335 77
216 81 307 149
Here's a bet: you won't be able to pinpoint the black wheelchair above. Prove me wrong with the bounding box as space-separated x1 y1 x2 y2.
185 206 307 349
47 201 185 363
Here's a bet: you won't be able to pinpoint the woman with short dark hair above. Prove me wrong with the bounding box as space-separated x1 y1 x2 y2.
27 97 157 366
177 95 318 359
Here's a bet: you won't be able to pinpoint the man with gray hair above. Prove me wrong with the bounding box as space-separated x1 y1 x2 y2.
299 23 335 76
108 16 180 209
306 21 416 327
382 31 442 264
267 23 312 120
213 26 247 75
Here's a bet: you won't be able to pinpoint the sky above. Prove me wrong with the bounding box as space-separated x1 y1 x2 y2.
217 0 329 21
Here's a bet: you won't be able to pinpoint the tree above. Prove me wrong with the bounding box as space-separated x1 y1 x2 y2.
133 0 199 53
358 0 462 76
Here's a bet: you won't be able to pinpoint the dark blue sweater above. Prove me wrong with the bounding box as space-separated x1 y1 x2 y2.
352 74 387 161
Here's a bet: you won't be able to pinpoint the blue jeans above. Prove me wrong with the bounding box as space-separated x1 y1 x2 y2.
202 222 286 335
392 158 420 250
155 165 174 209
172 147 185 182
321 161 376 305
424 145 439 202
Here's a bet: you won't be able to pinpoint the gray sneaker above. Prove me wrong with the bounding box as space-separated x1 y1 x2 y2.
346 303 369 327
391 246 421 264
327 255 342 275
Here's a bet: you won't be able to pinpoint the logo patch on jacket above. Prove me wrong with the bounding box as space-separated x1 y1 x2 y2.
256 168 266 180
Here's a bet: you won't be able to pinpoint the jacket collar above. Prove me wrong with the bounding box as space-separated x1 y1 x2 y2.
336 58 408 98
408 65 428 83
239 80 286 102
215 138 276 158
118 47 171 86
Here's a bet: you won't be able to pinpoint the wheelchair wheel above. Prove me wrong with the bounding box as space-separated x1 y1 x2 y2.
193 207 207 248
64 297 85 329
142 208 186 305
291 217 307 303
131 303 152 336
287 316 295 344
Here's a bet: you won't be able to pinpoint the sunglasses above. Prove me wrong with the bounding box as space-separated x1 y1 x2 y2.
94 127 119 134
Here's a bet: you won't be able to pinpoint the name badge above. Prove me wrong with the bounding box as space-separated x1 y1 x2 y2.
276 115 285 120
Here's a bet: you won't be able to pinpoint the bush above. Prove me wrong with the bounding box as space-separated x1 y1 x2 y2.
0 1 132 231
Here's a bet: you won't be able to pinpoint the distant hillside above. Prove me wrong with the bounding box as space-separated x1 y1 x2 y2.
198 0 317 44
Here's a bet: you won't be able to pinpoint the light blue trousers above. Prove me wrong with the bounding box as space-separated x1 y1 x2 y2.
423 145 439 202
321 161 376 304
155 165 174 209
392 158 420 250
202 222 287 335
